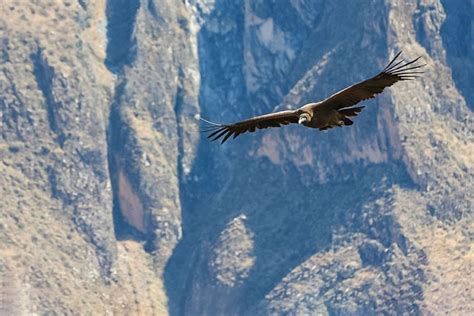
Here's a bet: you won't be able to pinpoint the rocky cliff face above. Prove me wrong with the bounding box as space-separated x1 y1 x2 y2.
1 0 472 315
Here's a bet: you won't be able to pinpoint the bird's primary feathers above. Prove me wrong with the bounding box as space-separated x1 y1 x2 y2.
202 52 425 144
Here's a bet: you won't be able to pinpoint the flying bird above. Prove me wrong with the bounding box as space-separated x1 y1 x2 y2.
201 51 425 144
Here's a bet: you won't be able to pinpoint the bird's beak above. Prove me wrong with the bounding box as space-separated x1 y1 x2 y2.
298 116 307 124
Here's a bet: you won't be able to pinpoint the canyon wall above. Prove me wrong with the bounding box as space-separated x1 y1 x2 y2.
1 0 472 314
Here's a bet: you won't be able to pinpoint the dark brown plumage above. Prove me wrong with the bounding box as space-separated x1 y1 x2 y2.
202 52 425 143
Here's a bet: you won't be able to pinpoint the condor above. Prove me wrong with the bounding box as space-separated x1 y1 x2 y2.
202 52 425 144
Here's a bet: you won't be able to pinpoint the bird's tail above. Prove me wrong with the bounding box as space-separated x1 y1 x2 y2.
338 106 364 117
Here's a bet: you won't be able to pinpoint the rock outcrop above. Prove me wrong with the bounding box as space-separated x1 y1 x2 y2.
1 0 472 314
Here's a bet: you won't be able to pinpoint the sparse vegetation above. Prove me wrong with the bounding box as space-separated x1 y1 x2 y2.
1 0 472 315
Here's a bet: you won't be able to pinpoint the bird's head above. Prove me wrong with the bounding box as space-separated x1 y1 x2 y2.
298 112 311 125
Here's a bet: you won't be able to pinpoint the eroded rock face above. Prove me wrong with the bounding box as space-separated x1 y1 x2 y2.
1 0 116 275
1 1 116 313
166 1 472 315
211 214 255 288
106 0 201 270
1 0 472 314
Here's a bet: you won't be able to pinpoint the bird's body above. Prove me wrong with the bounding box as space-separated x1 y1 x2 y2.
202 52 425 143
296 102 366 130
298 102 344 129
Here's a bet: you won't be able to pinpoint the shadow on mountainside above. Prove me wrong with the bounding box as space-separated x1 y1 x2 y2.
164 1 422 314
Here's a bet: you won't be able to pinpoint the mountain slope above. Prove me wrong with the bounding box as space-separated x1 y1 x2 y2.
1 0 472 314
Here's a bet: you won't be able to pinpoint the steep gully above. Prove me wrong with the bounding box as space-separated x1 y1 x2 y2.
104 0 146 243
104 0 188 254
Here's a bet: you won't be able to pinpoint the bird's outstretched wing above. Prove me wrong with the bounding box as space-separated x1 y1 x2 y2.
201 110 299 144
318 51 425 110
